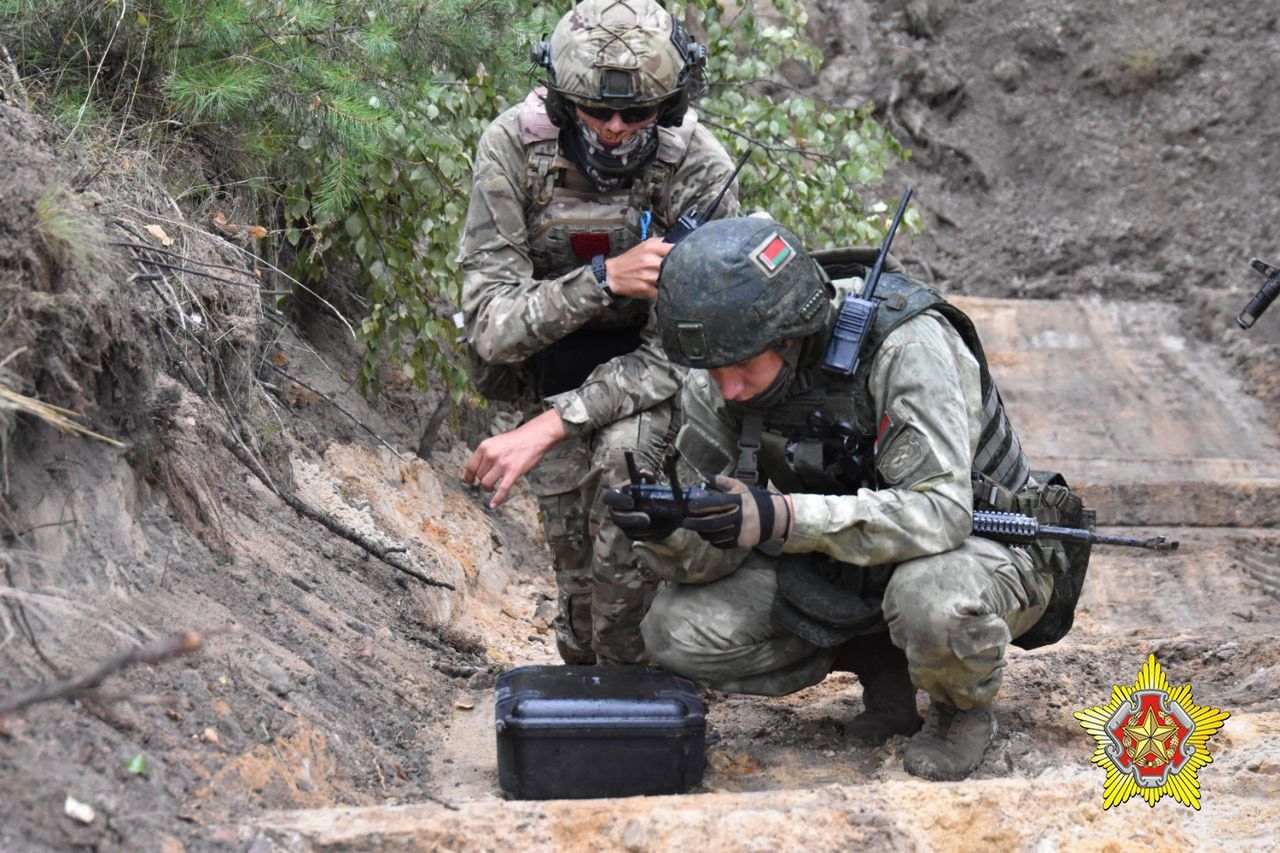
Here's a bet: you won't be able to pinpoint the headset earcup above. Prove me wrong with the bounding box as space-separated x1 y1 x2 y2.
537 38 572 127
658 34 703 127
657 91 688 127
544 88 570 127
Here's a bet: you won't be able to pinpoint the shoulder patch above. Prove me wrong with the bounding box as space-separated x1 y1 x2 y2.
875 423 948 489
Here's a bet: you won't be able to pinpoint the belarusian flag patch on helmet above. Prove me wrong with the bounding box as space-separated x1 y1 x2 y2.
749 231 795 278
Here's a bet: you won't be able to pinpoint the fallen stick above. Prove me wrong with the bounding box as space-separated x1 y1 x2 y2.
219 431 454 590
0 630 203 718
108 241 260 276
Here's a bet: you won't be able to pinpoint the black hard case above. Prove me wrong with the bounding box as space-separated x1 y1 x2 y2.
494 665 707 800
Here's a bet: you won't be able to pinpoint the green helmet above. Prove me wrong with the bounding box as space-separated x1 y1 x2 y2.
534 0 706 127
657 217 832 367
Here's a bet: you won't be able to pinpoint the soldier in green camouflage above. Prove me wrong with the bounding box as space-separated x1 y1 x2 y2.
607 216 1064 780
459 0 739 664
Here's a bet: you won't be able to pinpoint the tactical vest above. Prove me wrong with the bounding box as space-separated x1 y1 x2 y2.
515 89 696 397
717 261 1081 651
733 267 1030 502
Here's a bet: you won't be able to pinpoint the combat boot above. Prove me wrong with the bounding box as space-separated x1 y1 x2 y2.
833 633 922 744
552 602 598 665
903 700 997 781
554 635 597 666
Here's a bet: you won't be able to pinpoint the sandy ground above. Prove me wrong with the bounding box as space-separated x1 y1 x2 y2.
237 295 1280 850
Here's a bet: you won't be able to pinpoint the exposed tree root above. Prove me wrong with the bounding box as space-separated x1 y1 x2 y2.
0 630 204 718
218 429 455 591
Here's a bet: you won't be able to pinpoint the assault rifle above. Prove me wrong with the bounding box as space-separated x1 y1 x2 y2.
662 147 753 245
1236 257 1280 330
972 510 1178 551
614 458 1179 551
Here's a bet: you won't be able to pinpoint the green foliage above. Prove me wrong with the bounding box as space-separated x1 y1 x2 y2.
2 0 528 396
4 0 907 397
338 0 908 395
320 70 515 395
680 0 914 243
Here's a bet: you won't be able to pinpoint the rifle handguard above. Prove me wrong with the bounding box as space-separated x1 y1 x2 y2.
1237 257 1280 330
971 510 1040 545
972 509 1178 551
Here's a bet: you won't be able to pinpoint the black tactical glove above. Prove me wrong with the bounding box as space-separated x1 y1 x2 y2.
603 485 681 542
682 474 791 550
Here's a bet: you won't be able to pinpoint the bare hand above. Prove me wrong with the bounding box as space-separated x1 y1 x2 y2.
463 409 566 508
604 238 673 301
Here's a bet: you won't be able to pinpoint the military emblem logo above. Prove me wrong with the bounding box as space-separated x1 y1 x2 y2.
749 232 795 277
1075 653 1229 810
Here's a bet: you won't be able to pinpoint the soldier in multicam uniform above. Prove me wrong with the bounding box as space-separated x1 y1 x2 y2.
460 0 739 664
607 216 1067 780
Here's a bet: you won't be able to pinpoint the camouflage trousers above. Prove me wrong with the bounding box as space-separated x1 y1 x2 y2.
640 537 1054 707
527 401 674 664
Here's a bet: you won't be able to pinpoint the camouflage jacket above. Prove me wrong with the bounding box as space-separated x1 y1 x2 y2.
459 92 738 438
658 276 1014 574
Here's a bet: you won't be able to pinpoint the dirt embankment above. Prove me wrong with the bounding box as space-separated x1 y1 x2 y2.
0 99 555 851
810 0 1279 297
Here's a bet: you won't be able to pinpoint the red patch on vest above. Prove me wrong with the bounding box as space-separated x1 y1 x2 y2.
570 233 611 260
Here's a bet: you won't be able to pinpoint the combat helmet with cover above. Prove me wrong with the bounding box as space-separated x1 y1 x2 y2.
531 0 707 129
657 217 832 367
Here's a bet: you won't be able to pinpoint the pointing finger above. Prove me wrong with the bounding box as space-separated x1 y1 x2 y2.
491 475 515 508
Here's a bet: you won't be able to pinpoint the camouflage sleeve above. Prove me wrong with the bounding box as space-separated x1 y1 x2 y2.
542 123 739 438
633 369 750 584
459 112 611 366
782 311 980 566
667 121 741 224
544 307 678 439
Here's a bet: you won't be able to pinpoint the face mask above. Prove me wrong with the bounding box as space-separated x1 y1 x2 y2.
561 118 658 191
578 120 656 164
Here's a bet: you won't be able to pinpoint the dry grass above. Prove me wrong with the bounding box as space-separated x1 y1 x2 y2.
1112 39 1205 92
33 183 111 274
0 378 123 448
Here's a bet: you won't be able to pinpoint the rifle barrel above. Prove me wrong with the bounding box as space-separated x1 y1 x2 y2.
1038 525 1179 551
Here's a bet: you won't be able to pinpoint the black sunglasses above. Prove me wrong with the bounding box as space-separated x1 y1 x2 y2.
573 101 661 124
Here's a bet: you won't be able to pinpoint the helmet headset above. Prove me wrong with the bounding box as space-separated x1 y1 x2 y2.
529 7 707 129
